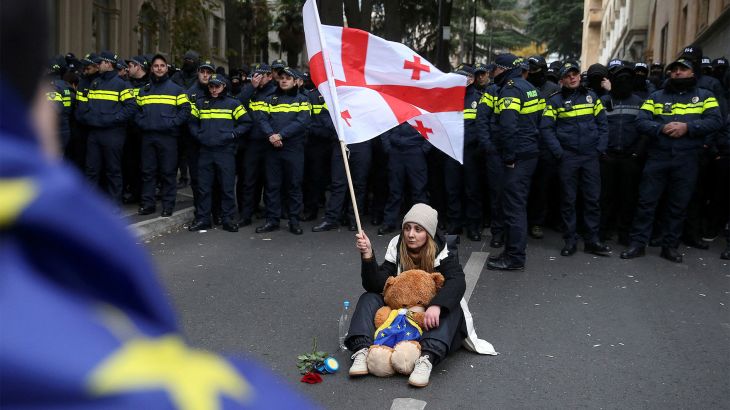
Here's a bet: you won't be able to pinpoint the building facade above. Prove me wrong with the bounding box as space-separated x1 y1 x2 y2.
581 0 730 66
51 0 229 69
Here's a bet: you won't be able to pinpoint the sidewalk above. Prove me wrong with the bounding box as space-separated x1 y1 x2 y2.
123 186 195 240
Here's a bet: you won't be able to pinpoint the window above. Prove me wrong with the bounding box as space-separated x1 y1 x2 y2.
93 0 113 51
212 16 223 57
697 0 710 31
660 23 668 64
138 2 158 54
677 5 688 52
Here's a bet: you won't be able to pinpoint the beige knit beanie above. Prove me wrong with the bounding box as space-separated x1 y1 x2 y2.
402 203 438 238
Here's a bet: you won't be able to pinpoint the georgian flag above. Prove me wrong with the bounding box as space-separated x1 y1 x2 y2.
303 0 466 163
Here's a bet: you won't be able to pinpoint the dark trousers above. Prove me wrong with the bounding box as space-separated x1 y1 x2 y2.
599 153 642 240
485 151 505 238
630 151 699 248
197 148 236 225
528 151 560 228
444 145 483 232
303 138 332 217
141 132 178 210
187 136 201 208
708 155 730 236
559 151 602 244
368 139 389 221
122 127 142 203
177 133 190 183
683 152 713 241
264 148 304 225
383 149 428 227
85 127 126 205
325 141 372 224
426 149 448 224
239 140 268 220
502 157 537 265
344 292 465 367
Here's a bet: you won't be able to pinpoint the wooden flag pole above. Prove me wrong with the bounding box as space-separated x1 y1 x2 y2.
338 140 363 234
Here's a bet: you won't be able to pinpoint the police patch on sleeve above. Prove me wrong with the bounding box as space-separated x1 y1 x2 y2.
586 95 593 104
503 98 513 108
691 96 699 103
471 101 477 109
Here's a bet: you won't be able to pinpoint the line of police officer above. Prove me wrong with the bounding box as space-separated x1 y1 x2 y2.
47 44 729 265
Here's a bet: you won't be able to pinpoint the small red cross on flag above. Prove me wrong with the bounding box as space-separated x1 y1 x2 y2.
303 0 466 163
410 120 433 139
341 110 352 127
403 56 431 80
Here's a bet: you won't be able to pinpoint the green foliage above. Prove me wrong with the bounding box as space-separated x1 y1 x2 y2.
229 0 272 64
296 338 329 375
451 0 532 63
274 0 306 65
527 0 583 59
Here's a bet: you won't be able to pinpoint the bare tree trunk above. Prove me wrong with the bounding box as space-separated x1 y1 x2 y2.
343 0 373 30
317 0 343 26
224 0 242 69
382 0 401 41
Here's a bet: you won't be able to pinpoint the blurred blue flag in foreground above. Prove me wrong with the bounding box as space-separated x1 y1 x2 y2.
0 81 318 409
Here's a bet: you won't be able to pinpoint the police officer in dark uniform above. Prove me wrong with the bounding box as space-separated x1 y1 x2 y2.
632 62 656 99
255 67 311 235
183 60 216 219
122 55 149 204
476 61 505 248
239 63 277 226
72 53 100 170
188 74 252 232
541 61 612 257
76 51 137 205
599 60 646 246
526 55 561 240
485 54 544 270
171 50 200 90
677 46 728 249
301 77 332 222
135 54 190 217
621 57 723 263
46 55 74 151
648 63 665 90
473 63 490 93
443 64 483 241
375 121 430 235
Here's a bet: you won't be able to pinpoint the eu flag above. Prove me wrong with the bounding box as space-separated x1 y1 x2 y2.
0 81 318 409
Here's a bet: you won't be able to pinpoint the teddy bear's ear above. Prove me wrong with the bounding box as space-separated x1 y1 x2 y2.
383 275 397 294
432 272 445 289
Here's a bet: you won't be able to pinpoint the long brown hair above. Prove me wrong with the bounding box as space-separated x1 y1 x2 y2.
398 233 438 273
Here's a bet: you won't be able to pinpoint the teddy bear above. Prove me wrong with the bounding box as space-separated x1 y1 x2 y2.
366 269 445 377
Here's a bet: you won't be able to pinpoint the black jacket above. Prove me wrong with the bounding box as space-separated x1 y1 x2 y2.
257 86 311 151
361 233 465 315
381 122 430 154
599 93 646 154
134 75 190 135
637 84 723 155
540 85 609 158
247 81 278 143
76 70 136 129
189 94 252 151
491 69 543 163
306 88 336 143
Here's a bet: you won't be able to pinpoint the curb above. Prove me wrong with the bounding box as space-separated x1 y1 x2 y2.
129 206 195 240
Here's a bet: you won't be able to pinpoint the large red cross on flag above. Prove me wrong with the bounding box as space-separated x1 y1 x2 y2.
303 0 466 163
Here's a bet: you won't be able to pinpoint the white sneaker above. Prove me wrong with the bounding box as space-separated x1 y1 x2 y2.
408 355 432 387
349 347 369 376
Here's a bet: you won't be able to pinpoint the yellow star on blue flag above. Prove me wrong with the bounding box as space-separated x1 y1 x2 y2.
88 336 251 410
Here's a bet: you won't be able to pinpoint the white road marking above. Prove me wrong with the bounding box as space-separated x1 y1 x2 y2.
463 251 489 303
390 398 427 410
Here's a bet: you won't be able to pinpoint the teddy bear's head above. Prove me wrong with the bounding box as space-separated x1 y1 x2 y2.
382 269 445 309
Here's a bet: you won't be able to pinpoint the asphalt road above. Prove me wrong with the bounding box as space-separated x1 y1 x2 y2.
143 220 730 410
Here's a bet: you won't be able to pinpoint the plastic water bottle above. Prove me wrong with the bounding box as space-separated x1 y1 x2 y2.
338 300 350 351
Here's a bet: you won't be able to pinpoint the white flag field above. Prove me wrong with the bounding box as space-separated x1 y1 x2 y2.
302 0 466 163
